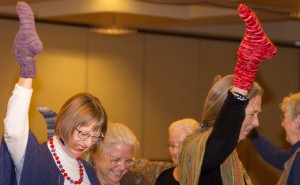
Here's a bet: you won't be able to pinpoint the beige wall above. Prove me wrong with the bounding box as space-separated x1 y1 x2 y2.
0 18 299 185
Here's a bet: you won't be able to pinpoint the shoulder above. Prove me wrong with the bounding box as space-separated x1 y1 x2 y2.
156 167 177 185
81 162 99 185
159 166 175 176
292 150 300 165
121 170 150 185
82 161 94 174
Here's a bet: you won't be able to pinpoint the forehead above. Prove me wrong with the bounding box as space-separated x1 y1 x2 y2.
79 123 100 133
105 143 134 156
247 95 262 113
169 128 188 143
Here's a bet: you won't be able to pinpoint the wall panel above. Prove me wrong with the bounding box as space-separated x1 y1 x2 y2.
0 18 299 185
143 34 201 160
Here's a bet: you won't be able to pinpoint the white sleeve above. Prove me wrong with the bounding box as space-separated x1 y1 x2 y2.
4 84 32 178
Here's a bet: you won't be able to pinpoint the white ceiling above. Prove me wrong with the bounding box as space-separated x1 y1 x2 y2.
1 0 300 45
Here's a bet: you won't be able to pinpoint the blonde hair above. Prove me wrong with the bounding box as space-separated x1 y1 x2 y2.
55 93 107 146
169 118 199 135
92 122 140 159
201 75 263 127
280 92 300 121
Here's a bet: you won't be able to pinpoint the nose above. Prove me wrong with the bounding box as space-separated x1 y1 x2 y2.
83 137 95 147
174 147 179 154
170 146 179 156
252 115 259 127
117 160 127 170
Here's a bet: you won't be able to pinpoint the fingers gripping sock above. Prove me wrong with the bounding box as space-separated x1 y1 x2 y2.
13 1 43 78
37 106 57 139
233 4 277 90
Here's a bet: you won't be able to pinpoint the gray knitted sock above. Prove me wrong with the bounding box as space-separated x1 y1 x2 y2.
37 106 56 139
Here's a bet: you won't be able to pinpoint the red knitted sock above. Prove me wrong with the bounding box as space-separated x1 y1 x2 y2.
233 4 277 90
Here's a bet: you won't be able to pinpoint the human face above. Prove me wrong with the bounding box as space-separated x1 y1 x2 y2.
61 123 101 157
168 128 189 165
95 143 134 185
281 112 299 145
239 95 262 141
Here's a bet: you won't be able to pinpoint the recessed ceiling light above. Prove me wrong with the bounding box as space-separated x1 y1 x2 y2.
90 26 138 35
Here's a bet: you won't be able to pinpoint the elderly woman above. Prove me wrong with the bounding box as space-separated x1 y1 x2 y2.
38 107 174 185
156 118 199 185
89 122 151 185
251 93 300 184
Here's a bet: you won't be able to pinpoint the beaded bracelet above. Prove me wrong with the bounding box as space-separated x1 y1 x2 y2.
231 91 249 101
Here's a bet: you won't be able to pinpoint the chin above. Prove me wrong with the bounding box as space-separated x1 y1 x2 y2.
239 135 246 141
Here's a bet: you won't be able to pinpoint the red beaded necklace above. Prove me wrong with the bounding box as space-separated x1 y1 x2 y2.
49 137 84 184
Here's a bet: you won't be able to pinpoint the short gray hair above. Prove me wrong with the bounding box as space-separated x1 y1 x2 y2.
169 118 200 135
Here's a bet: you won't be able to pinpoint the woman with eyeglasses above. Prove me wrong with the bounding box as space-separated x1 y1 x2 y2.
155 118 199 185
0 2 107 185
250 93 300 184
38 106 175 185
86 122 151 185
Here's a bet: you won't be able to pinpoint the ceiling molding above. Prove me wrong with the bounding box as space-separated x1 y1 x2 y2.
0 0 299 43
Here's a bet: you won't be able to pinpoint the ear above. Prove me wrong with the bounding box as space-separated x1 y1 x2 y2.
295 114 300 130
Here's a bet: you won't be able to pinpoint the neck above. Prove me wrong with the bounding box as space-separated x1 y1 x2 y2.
173 166 179 181
96 171 120 185
55 136 77 158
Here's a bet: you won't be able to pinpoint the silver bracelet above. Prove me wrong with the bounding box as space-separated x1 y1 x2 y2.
231 92 249 101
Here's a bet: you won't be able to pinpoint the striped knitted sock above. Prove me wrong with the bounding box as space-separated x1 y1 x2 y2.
37 106 57 139
13 1 43 78
233 3 276 90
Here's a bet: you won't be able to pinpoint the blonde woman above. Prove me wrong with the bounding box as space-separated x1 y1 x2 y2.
91 122 151 185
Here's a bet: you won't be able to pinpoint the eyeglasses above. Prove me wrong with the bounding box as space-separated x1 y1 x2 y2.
104 155 135 167
280 113 289 121
168 143 181 149
76 127 104 142
280 115 284 121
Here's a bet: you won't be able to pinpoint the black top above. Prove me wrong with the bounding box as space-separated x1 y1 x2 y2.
155 167 179 185
199 91 249 185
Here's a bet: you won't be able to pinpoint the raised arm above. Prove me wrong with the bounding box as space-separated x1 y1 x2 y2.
251 130 291 170
3 1 42 180
202 3 276 173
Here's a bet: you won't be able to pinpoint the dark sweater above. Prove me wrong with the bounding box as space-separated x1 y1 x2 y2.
252 131 300 184
0 136 17 185
252 131 291 170
198 91 249 185
155 167 179 185
0 131 99 185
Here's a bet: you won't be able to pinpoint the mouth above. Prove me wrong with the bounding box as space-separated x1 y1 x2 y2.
74 144 86 153
111 169 123 178
244 127 252 135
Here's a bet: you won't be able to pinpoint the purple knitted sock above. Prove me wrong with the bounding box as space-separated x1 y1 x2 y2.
13 1 43 78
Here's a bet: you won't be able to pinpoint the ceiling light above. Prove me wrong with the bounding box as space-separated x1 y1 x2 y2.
90 26 138 35
294 41 300 47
